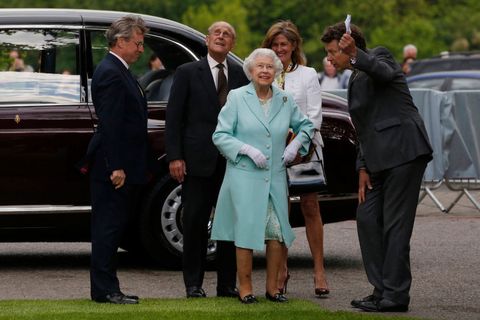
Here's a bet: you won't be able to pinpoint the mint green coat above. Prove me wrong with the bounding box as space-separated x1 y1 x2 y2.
211 83 314 250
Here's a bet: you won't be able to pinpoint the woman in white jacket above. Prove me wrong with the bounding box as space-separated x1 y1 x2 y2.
262 20 329 297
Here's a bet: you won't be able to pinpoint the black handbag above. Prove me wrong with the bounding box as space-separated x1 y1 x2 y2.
286 131 327 195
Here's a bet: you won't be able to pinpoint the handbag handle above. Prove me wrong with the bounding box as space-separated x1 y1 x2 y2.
300 130 321 160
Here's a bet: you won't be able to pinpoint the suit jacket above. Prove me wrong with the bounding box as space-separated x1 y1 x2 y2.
348 47 432 173
165 57 249 177
211 83 314 250
88 53 149 184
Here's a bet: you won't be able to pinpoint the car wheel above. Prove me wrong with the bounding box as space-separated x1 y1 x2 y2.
140 175 217 264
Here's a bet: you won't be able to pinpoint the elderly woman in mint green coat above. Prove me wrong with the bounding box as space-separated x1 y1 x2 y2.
211 48 314 304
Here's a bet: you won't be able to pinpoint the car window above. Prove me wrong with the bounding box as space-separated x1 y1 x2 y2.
408 78 444 90
0 29 81 104
409 57 480 75
450 78 480 90
87 30 197 102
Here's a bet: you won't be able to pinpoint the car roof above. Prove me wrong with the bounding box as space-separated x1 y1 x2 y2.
0 8 205 42
407 70 480 82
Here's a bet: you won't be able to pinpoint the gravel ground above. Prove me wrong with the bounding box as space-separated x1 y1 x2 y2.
0 186 478 320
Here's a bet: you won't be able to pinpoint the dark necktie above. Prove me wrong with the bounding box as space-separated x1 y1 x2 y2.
217 63 228 107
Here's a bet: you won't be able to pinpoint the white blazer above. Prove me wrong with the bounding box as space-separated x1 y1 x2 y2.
282 65 324 154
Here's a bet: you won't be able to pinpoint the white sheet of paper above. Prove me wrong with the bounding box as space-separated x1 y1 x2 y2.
345 14 351 34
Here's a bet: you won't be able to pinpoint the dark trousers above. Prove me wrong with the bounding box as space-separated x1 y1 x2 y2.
356 156 428 306
181 159 236 290
90 179 140 300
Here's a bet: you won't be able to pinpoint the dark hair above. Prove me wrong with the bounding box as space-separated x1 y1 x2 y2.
321 22 366 52
261 20 306 67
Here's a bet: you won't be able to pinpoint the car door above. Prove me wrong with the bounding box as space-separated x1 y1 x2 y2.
0 28 92 206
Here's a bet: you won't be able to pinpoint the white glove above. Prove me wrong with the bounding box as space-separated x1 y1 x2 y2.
239 144 267 168
283 139 302 165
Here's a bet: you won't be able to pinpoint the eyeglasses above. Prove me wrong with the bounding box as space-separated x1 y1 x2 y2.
211 30 233 39
133 41 144 48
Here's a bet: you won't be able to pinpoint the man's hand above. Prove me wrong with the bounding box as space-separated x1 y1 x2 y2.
358 168 372 204
339 33 357 60
169 160 187 183
110 169 126 189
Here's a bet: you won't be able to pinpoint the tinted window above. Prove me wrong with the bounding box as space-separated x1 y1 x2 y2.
87 30 197 102
0 29 81 104
408 78 445 90
450 78 480 90
409 57 480 76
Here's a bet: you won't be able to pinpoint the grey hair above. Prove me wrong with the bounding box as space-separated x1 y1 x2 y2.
403 44 417 56
105 15 149 48
243 48 283 80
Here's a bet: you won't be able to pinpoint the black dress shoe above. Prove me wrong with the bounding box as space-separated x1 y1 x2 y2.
376 299 408 312
238 294 258 304
356 298 408 313
120 291 139 300
265 292 288 303
94 292 138 304
186 286 207 298
217 286 239 297
351 294 380 308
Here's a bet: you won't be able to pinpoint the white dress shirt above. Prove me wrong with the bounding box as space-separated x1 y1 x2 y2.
207 54 228 90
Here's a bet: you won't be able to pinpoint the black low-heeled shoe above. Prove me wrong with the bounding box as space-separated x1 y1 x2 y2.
265 292 288 303
239 294 258 304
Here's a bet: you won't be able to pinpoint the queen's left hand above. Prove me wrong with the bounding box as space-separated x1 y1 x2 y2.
283 139 301 164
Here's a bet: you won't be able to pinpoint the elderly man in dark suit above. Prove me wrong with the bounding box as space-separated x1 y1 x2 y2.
166 21 249 298
321 23 433 312
88 15 148 304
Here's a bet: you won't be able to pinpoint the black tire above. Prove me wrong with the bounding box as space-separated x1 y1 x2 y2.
139 175 217 265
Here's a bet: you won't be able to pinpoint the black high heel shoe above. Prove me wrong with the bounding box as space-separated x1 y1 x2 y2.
238 294 258 304
278 272 290 294
265 292 288 303
314 277 330 297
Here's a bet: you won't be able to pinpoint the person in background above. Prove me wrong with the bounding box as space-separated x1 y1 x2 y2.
402 44 417 74
87 15 149 305
138 53 167 89
148 53 165 71
318 57 341 90
403 44 417 60
8 49 33 72
166 21 249 299
261 20 329 298
211 48 314 304
322 22 432 313
339 69 352 89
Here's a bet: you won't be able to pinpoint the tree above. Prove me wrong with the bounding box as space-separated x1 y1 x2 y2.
7 0 480 68
181 0 251 58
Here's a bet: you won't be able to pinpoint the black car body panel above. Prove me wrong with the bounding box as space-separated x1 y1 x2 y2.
0 9 357 261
